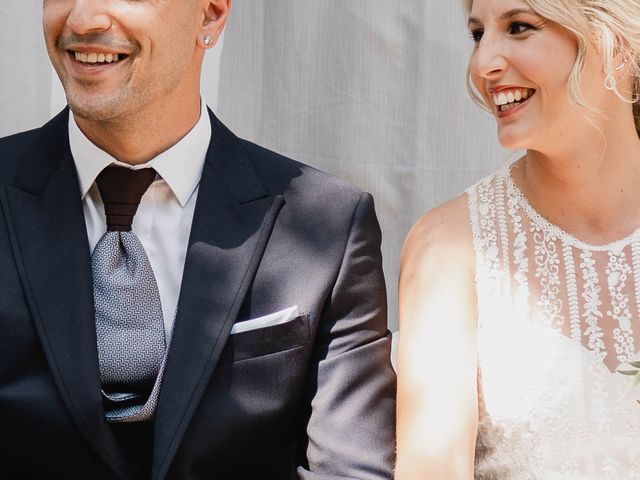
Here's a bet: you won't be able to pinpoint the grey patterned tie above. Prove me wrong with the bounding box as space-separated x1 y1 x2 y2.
92 166 166 422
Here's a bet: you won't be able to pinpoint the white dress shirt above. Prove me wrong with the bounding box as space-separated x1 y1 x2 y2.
69 99 212 338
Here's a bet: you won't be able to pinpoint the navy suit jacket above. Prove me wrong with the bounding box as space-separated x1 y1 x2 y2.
0 109 396 479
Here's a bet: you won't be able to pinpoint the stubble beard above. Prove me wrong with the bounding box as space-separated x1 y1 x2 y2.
65 78 149 132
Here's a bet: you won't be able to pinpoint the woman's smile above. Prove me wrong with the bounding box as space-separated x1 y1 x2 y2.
490 86 536 118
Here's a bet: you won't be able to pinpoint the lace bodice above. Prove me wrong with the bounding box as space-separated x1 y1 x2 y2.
468 167 640 480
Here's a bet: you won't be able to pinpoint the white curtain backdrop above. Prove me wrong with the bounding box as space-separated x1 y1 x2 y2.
0 3 53 134
1 1 510 332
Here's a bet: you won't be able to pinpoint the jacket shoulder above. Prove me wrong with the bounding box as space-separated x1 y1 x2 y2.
208 109 365 208
0 128 41 185
239 138 365 203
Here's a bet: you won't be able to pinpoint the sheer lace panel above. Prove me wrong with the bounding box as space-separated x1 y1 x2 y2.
467 167 640 480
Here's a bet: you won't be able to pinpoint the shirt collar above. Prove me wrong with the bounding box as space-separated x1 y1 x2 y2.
69 97 212 207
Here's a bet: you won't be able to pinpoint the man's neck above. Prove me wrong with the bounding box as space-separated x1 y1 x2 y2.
73 95 203 165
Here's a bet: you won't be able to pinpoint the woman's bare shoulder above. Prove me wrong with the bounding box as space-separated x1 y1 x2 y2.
399 191 477 332
401 193 474 273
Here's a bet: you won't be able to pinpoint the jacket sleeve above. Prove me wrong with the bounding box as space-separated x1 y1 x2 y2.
297 192 397 480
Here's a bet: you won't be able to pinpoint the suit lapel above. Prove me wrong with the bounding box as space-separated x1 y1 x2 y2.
0 110 130 479
153 112 284 479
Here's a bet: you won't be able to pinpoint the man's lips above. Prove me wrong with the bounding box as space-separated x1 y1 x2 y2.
63 48 131 78
59 36 136 66
72 50 123 64
66 46 129 67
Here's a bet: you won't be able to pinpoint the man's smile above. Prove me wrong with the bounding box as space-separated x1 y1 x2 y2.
73 51 123 64
64 46 131 77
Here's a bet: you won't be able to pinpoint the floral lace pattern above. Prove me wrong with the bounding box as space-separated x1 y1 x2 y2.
468 167 640 479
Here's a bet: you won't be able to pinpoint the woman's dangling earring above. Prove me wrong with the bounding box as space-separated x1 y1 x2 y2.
605 61 626 90
604 61 634 103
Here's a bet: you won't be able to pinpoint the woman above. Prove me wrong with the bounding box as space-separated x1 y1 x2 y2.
396 0 640 478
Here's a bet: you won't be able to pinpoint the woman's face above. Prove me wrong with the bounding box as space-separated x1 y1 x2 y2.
468 0 590 151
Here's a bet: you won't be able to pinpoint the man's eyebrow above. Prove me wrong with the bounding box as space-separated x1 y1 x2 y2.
468 8 539 27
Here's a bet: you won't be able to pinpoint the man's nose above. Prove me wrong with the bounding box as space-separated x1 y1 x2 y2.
65 0 112 35
472 34 508 80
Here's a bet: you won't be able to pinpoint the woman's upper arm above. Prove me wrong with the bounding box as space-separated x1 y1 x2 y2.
395 194 478 480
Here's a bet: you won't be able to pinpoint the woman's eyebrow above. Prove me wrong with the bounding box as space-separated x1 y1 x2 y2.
468 8 538 27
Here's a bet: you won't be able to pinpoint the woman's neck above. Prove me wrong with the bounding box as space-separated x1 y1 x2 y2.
512 119 640 245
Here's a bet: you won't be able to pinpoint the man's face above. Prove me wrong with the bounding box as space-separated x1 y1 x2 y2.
43 0 210 123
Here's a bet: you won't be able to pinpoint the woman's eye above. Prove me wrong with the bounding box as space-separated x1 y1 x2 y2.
510 22 534 35
469 29 484 43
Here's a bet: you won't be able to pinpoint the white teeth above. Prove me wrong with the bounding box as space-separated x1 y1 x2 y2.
74 51 122 64
492 88 534 106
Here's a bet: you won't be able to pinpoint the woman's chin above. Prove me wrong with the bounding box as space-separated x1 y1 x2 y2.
496 129 529 151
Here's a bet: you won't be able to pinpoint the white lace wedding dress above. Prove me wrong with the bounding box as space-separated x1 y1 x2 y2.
468 167 640 479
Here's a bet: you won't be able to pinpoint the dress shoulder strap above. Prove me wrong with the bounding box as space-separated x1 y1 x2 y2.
466 168 513 323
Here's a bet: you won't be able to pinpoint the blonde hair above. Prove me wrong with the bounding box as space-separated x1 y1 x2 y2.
463 0 640 135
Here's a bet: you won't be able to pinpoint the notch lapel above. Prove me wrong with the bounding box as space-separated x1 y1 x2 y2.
0 110 130 479
153 112 284 479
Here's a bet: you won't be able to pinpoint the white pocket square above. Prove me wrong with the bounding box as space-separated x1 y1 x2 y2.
230 305 300 335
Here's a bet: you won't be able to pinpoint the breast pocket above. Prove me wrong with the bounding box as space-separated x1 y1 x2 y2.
218 313 310 365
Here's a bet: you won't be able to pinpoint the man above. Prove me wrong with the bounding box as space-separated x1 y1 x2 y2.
0 0 396 479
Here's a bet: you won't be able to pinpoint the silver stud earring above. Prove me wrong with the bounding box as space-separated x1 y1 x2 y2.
203 34 213 46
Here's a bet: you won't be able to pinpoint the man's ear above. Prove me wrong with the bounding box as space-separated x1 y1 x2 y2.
198 0 231 49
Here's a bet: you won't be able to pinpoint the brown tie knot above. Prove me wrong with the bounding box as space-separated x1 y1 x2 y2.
96 166 157 232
